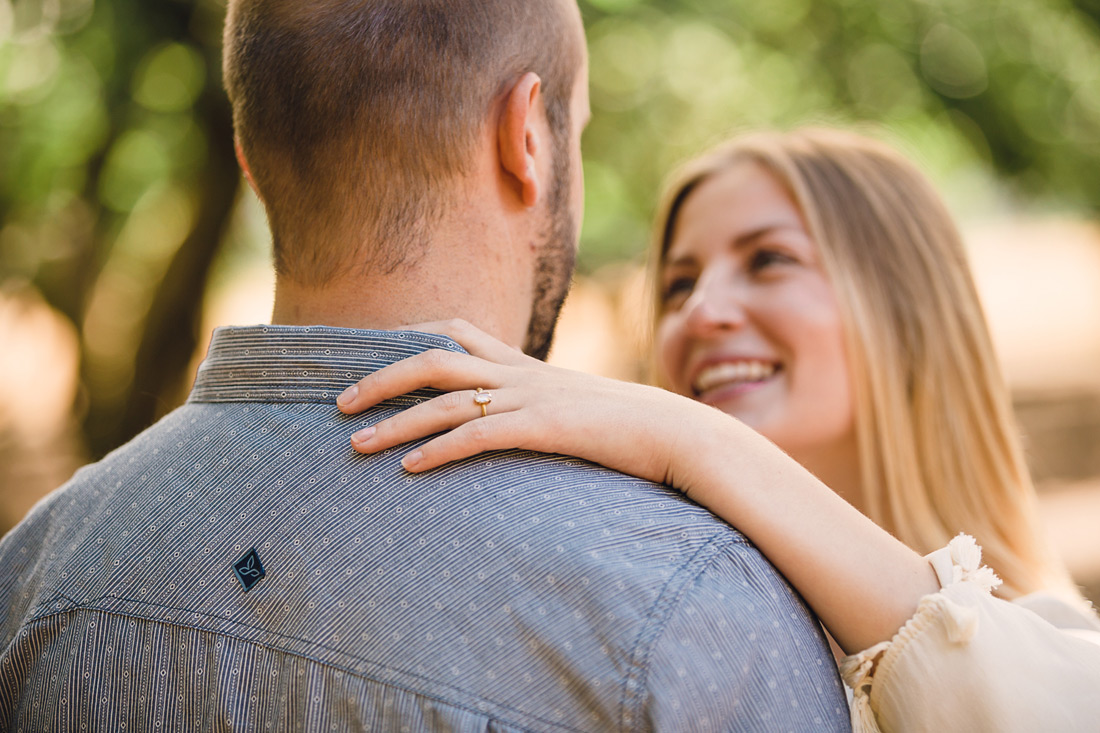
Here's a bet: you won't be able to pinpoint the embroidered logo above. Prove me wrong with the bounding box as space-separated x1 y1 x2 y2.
232 547 266 592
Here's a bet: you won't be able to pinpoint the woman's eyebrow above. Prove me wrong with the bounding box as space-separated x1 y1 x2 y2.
732 223 803 249
662 252 696 270
664 222 807 267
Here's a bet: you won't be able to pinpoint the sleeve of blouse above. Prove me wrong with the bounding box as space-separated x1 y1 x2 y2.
839 534 1100 733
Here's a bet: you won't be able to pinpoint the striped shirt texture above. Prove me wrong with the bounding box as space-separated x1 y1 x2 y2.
0 325 849 732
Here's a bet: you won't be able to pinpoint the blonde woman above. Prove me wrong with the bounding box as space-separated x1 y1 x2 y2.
337 129 1100 731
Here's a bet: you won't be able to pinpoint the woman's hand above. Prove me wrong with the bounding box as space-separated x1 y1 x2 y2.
338 320 940 656
336 319 708 490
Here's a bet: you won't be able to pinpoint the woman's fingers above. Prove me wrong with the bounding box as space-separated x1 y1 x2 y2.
337 348 506 414
399 413 531 473
351 388 509 454
403 319 530 366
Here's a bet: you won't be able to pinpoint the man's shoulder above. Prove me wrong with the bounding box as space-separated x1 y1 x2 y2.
433 451 847 728
17 404 195 513
0 406 197 596
458 447 749 543
433 448 777 606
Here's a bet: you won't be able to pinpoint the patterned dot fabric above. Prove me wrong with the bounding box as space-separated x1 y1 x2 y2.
0 326 848 731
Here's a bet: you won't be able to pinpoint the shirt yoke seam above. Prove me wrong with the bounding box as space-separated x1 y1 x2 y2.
16 595 587 733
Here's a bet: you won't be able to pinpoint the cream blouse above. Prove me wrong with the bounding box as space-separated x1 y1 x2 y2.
840 535 1100 733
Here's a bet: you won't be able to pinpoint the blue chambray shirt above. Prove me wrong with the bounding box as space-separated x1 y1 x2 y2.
0 326 849 732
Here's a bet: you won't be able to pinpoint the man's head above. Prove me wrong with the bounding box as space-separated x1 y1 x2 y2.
223 0 585 287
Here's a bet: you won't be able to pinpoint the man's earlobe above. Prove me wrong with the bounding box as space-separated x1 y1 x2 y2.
235 137 261 199
498 72 543 208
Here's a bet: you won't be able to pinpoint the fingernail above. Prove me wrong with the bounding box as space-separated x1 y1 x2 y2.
402 450 423 470
337 384 359 407
351 426 375 444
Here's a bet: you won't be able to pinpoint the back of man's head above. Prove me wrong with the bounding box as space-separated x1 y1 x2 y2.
223 0 583 286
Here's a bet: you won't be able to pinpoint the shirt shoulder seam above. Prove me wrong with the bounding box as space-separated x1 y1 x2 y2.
616 529 750 729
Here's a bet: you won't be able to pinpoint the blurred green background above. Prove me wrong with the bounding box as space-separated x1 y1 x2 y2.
2 0 1100 594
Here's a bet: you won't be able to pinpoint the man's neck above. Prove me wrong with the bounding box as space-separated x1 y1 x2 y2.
270 160 543 348
270 246 532 348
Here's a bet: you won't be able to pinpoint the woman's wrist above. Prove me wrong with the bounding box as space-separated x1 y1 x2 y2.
668 406 940 654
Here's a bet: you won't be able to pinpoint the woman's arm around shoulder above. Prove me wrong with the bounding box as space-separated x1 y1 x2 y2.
338 320 1100 731
335 319 937 656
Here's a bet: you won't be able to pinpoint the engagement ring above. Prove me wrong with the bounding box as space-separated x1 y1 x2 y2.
473 388 492 417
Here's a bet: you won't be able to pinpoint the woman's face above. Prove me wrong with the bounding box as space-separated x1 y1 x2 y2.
655 161 856 468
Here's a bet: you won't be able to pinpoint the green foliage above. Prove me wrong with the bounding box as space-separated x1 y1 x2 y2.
575 0 1100 268
1 0 1099 458
0 0 236 458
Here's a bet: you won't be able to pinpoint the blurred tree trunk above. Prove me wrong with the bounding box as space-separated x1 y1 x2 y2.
8 0 241 460
88 90 240 458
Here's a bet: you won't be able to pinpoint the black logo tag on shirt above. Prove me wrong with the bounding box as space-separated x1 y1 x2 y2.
232 547 266 592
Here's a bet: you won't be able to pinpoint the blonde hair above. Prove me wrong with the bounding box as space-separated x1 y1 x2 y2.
652 128 1077 598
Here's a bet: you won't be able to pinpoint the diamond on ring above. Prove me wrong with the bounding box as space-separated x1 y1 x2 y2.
473 388 492 417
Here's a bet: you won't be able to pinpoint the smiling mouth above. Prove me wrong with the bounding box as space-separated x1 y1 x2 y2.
692 361 781 396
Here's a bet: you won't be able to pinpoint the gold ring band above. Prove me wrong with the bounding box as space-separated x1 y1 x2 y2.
473 387 492 417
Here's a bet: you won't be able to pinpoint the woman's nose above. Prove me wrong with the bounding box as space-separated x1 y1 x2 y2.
681 270 747 336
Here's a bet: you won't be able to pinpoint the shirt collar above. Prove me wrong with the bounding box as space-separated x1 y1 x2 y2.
188 325 465 404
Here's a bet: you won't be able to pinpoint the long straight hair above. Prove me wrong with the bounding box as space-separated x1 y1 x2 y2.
652 128 1077 598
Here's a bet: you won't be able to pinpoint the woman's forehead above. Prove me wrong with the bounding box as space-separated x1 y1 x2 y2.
664 164 807 260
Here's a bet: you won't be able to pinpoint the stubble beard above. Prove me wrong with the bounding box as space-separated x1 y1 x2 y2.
521 144 578 361
521 140 580 358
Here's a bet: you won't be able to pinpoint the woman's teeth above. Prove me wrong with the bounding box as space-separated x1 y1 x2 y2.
694 361 778 394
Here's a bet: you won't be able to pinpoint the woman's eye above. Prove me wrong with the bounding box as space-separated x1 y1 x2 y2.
748 249 794 273
661 276 696 306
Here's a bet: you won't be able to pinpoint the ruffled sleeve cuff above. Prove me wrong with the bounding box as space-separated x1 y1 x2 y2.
839 533 1100 733
839 534 1001 733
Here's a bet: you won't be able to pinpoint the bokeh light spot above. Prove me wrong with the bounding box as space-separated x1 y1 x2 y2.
132 42 206 112
920 23 988 99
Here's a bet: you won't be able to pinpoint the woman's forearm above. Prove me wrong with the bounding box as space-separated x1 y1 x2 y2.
677 405 939 655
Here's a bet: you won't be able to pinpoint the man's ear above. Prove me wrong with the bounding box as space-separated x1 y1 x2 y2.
235 136 261 200
498 72 544 209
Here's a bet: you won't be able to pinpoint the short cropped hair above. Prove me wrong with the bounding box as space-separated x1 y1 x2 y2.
224 0 583 285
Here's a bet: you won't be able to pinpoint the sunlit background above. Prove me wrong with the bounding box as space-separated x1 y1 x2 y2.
2 0 1099 601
